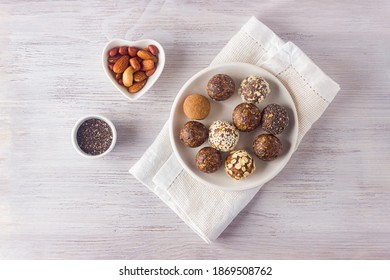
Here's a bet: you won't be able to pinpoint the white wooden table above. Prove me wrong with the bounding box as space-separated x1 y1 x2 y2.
1 0 389 259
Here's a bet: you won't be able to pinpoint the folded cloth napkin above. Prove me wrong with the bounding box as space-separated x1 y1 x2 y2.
129 16 340 243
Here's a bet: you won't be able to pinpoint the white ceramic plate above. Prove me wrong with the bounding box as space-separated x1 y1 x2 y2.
102 39 165 101
169 62 298 191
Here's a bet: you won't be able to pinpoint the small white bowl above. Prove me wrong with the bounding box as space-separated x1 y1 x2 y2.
102 38 165 101
71 115 117 158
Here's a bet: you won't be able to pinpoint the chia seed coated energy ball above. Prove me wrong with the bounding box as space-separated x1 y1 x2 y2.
183 94 210 120
238 75 271 104
225 150 256 180
207 74 235 101
232 102 262 132
253 134 283 161
209 120 240 152
195 147 222 173
179 121 208 148
261 103 289 135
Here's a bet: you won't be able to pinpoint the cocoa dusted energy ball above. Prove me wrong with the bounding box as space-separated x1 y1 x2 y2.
207 74 235 101
183 94 210 120
232 103 261 132
261 103 289 135
253 134 283 161
195 147 222 173
180 121 208 148
238 76 271 104
225 150 256 180
209 120 240 152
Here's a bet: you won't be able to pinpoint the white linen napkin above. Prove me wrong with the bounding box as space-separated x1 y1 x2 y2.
129 16 340 243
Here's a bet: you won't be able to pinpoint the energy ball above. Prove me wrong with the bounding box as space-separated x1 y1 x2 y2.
225 150 256 180
195 147 222 173
238 76 271 104
261 104 289 135
209 120 240 152
207 74 235 101
180 121 208 148
183 94 210 120
253 134 283 161
232 103 262 132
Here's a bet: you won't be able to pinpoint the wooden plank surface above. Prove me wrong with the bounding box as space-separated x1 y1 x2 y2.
0 0 389 259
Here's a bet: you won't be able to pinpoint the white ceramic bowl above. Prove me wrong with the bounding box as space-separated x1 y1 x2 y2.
71 114 117 158
169 62 299 191
102 38 165 101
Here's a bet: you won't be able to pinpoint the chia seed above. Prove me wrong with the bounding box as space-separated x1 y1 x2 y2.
76 118 113 155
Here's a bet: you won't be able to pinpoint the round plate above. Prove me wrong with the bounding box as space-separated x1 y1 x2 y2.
169 62 298 191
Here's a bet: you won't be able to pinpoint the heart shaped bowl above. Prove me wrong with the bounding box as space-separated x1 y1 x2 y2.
102 39 165 101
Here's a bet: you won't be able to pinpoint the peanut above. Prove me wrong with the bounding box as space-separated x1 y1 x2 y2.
148 45 159 55
118 46 128 55
108 47 119 57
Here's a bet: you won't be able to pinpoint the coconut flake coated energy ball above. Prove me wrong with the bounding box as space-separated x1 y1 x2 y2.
208 120 240 152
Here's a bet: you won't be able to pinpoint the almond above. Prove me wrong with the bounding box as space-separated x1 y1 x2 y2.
137 50 157 63
119 46 128 55
134 71 147 82
145 68 156 77
108 47 119 57
128 80 147 93
128 47 139 57
148 45 159 55
113 55 129 73
141 59 154 71
118 78 123 85
122 66 135 87
129 57 141 71
108 64 114 71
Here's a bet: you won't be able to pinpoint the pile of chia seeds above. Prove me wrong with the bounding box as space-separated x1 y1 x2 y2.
76 118 113 155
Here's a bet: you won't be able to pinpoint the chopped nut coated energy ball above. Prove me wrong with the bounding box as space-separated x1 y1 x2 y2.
225 150 256 180
238 75 271 104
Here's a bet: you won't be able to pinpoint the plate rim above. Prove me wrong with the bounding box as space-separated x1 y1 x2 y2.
169 62 298 191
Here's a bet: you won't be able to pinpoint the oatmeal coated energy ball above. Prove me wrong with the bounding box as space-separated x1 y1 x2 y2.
179 121 208 148
209 120 240 152
253 134 283 161
261 104 289 135
225 150 256 180
238 75 271 104
232 102 262 132
207 74 235 101
195 147 222 173
183 94 210 120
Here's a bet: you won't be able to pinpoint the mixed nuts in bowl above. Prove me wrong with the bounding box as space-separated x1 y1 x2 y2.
102 39 165 101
